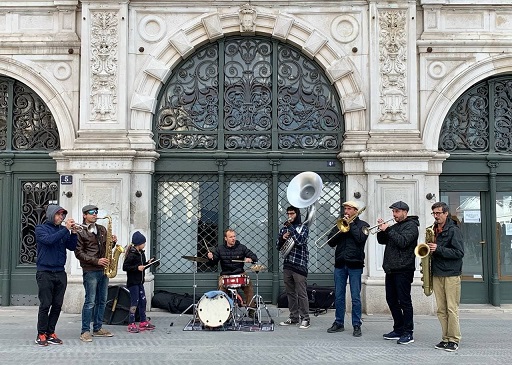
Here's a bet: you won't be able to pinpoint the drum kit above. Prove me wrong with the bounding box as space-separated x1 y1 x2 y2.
177 255 273 331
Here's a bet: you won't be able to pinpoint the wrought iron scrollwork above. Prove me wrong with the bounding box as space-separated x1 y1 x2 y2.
154 36 343 151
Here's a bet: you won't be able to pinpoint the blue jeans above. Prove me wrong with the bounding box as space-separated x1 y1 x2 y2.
81 270 109 333
334 266 363 327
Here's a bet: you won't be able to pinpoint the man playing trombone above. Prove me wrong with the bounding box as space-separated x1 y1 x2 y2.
326 201 368 337
376 201 419 345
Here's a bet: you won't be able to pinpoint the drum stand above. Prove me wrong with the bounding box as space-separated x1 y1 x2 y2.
246 269 273 325
170 257 202 329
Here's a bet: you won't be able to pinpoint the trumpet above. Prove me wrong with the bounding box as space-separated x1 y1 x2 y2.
362 218 395 235
62 222 89 232
315 206 366 248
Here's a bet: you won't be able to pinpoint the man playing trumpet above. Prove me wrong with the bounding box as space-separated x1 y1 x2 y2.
376 201 419 345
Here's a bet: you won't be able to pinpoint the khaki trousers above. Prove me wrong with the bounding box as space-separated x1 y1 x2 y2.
432 275 462 343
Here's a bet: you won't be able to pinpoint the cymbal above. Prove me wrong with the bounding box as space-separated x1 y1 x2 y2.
181 255 208 263
250 264 267 272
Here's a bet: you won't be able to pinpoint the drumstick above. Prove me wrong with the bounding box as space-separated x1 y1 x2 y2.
203 239 211 253
231 259 246 263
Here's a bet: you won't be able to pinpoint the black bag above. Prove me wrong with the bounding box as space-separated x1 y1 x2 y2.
151 290 200 314
308 284 335 316
277 284 335 316
104 285 140 325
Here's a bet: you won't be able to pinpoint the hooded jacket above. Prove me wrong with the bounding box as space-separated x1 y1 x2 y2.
35 204 77 272
432 217 464 276
277 207 309 277
377 215 420 273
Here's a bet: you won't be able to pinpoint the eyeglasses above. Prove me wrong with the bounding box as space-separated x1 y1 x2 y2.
86 210 98 215
431 211 445 216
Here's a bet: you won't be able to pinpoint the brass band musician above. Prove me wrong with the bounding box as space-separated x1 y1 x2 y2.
376 201 419 345
207 229 258 308
75 204 117 342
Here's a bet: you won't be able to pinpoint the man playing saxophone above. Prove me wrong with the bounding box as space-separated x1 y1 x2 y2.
376 201 419 345
75 204 118 342
428 202 464 352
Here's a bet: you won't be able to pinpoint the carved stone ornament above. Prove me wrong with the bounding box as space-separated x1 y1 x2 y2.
90 12 119 121
239 4 256 33
378 10 407 123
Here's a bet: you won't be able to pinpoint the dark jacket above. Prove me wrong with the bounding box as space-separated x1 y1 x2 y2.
35 204 77 272
123 245 148 287
208 241 258 276
327 216 369 269
75 223 109 272
432 218 464 276
277 207 309 277
377 215 420 273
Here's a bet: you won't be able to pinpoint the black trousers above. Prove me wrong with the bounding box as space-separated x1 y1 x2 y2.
385 271 414 334
36 271 67 335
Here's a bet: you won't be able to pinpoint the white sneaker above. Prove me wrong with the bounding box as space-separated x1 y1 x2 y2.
279 318 299 326
299 319 311 329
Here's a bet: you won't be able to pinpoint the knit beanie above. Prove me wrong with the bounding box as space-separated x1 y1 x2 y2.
132 231 146 246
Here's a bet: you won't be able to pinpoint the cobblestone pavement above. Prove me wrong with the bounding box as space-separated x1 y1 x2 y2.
1 305 512 364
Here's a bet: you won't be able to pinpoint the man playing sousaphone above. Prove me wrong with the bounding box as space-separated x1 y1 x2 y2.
207 229 258 312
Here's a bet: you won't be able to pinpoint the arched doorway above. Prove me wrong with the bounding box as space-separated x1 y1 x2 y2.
152 36 345 303
0 75 60 305
439 75 512 305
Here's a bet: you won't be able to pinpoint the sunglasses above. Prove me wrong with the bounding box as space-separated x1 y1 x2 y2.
86 210 98 215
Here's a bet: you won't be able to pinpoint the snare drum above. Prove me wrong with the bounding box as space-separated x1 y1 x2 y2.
197 291 233 327
222 274 249 288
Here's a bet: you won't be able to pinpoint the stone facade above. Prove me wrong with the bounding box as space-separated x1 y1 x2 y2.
2 0 512 314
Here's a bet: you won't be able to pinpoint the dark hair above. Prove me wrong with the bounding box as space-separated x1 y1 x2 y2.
431 201 449 213
224 228 236 237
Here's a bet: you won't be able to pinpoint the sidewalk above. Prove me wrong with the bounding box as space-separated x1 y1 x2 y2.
0 305 511 364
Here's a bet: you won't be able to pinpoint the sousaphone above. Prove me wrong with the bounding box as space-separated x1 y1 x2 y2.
279 171 323 258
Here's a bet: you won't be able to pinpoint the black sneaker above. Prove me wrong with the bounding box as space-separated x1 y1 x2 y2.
35 333 48 347
397 333 414 345
434 341 448 350
383 330 402 340
353 325 362 337
46 333 63 345
445 342 459 352
327 322 345 333
299 319 311 329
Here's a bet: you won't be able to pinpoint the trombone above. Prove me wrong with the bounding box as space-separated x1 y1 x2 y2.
362 217 395 235
315 206 366 248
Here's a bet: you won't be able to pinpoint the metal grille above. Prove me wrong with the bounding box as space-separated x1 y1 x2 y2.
154 36 343 151
494 79 512 153
19 181 59 264
154 174 220 274
153 173 342 275
0 76 60 152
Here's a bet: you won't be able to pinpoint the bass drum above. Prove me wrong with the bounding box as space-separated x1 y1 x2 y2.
197 291 233 327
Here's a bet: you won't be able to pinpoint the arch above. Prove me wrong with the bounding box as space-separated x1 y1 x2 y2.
423 54 512 150
130 8 366 133
0 57 76 150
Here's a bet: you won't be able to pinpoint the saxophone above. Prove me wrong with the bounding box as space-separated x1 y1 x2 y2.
414 224 435 296
102 216 125 278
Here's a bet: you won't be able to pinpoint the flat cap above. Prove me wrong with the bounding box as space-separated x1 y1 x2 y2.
82 204 98 213
342 201 359 210
389 201 409 211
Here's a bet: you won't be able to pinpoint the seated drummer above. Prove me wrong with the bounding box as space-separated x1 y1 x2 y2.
207 228 258 307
